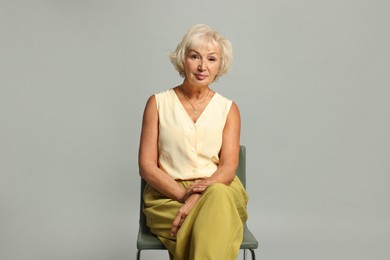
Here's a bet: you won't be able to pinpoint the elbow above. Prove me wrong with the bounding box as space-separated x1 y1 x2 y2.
138 169 145 179
138 160 149 179
138 160 157 182
138 165 150 180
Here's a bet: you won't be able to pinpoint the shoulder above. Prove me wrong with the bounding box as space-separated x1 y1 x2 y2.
155 88 175 98
154 88 176 106
213 92 240 118
228 101 240 119
142 88 175 111
213 92 239 115
143 88 173 116
142 95 157 119
213 92 232 103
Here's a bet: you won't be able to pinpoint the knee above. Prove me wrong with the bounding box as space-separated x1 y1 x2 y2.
202 183 239 213
206 183 229 196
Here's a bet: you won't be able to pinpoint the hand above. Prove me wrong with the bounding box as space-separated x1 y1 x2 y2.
189 177 212 193
170 193 201 237
179 177 211 203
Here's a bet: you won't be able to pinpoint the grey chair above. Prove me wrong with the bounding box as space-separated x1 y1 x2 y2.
136 145 258 259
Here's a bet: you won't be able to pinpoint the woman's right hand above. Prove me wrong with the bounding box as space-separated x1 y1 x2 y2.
171 193 201 237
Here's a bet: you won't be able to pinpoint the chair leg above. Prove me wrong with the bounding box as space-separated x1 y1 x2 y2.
243 249 256 260
250 249 256 260
136 249 141 260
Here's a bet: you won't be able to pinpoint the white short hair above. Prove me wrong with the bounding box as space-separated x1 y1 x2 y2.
169 24 233 79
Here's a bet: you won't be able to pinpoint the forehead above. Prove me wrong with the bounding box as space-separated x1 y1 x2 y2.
187 39 221 55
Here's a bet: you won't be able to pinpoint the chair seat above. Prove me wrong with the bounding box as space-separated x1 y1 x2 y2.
137 224 258 251
136 228 165 250
241 225 259 249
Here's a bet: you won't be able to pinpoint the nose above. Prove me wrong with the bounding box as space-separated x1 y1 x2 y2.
198 62 205 71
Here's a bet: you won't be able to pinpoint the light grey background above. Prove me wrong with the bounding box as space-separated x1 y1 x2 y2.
1 0 389 259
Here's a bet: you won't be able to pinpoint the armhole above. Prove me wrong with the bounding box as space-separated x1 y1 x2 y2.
225 98 233 120
154 93 159 111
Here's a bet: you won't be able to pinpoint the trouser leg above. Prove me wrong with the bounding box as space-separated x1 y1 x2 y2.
175 177 248 260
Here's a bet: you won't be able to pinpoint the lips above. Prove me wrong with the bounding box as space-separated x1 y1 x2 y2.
195 74 207 80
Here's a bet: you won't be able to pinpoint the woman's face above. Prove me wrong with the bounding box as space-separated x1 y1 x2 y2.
183 42 221 87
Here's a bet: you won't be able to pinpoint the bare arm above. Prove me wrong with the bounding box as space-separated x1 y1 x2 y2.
138 95 187 202
209 101 241 183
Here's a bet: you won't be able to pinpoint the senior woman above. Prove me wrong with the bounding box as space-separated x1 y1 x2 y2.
138 24 248 260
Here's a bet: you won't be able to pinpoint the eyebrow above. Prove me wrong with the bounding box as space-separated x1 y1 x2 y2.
188 49 219 56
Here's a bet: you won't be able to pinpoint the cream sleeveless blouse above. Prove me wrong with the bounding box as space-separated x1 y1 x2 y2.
155 88 233 180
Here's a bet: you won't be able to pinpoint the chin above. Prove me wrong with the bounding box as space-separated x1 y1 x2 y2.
192 79 212 87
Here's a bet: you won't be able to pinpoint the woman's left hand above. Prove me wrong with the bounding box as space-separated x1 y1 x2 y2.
189 177 213 193
170 193 201 237
179 177 212 202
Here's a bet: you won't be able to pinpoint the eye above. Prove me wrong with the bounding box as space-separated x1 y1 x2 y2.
208 57 217 62
190 54 200 60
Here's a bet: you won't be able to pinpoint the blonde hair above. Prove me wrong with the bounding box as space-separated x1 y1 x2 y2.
169 24 233 79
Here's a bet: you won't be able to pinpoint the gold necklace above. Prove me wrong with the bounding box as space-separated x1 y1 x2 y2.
180 87 210 115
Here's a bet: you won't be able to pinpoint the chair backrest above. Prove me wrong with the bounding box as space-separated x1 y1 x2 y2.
236 145 246 188
139 145 246 229
139 178 148 232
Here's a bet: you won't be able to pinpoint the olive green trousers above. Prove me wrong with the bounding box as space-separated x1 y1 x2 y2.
143 176 248 260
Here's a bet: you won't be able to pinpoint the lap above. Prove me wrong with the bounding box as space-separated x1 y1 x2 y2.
143 176 248 231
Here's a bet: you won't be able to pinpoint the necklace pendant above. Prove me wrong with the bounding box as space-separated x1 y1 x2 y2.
193 109 198 115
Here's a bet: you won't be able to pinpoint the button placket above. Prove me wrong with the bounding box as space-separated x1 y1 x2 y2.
191 123 198 176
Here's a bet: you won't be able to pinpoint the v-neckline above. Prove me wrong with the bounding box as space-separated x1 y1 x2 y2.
172 88 216 124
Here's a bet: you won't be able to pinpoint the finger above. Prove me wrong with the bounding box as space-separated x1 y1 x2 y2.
193 185 206 193
171 214 183 236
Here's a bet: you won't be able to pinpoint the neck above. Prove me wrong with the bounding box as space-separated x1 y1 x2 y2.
180 82 210 99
